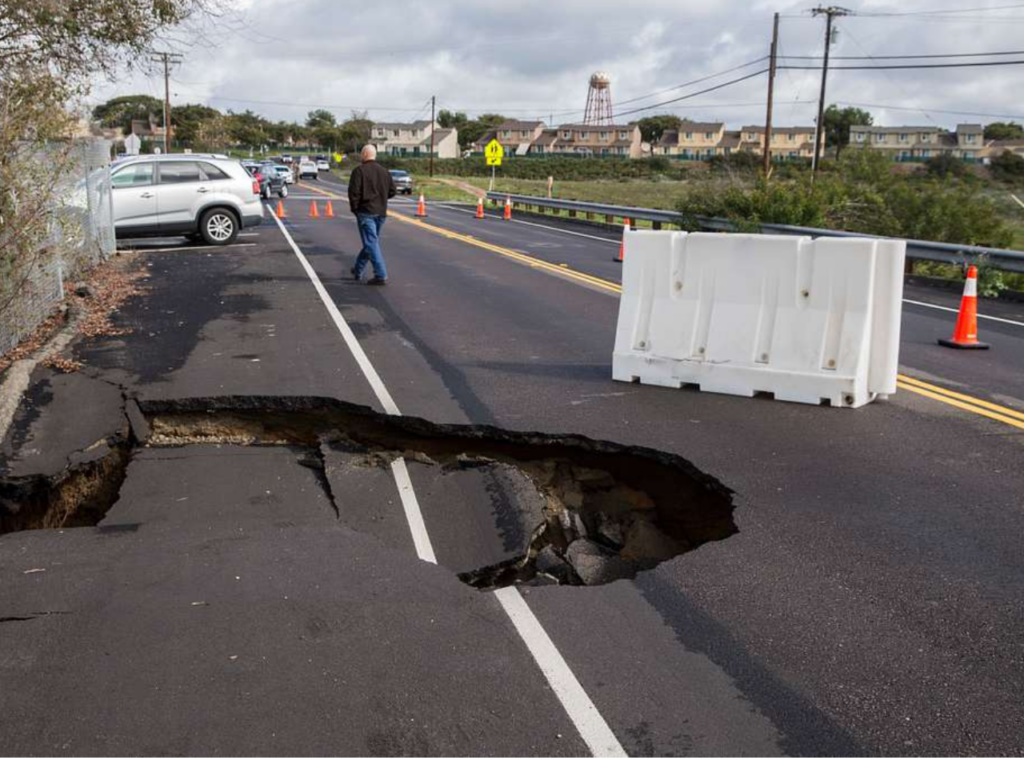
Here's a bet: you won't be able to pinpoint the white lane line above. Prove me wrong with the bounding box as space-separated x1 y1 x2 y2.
389 456 438 564
494 587 627 757
269 206 626 758
903 298 1024 328
269 209 400 416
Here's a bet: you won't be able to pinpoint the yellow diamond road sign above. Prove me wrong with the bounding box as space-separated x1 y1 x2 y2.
485 139 504 166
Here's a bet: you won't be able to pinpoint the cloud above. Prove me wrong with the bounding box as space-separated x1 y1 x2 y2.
89 0 1024 129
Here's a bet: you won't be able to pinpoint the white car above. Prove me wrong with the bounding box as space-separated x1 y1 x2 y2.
273 165 294 184
110 154 263 245
298 160 318 180
316 159 330 172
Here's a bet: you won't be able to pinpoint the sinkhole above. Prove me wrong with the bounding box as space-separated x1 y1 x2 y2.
0 396 736 588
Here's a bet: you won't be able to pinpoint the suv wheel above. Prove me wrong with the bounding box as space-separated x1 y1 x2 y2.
200 208 239 246
279 185 289 198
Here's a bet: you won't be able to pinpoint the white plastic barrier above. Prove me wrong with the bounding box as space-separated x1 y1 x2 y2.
612 231 906 408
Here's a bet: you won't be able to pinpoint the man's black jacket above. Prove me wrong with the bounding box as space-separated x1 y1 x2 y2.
348 160 397 216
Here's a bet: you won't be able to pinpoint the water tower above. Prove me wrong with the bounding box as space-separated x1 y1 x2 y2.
583 71 614 126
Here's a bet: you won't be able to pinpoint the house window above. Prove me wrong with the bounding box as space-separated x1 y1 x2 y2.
705 132 713 140
601 148 609 155
562 131 571 139
788 133 795 141
967 134 976 142
619 131 628 140
921 134 930 143
921 150 931 158
789 151 797 158
503 131 512 139
748 133 756 141
599 131 608 139
392 130 400 138
579 131 589 139
964 151 974 159
855 133 864 141
520 131 528 138
900 133 908 142
685 132 692 139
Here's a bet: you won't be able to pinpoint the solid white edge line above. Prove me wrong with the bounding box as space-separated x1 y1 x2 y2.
494 587 628 758
903 298 1024 328
269 205 626 758
389 456 438 564
269 208 400 416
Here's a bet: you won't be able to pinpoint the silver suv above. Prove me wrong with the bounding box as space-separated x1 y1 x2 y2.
110 154 264 246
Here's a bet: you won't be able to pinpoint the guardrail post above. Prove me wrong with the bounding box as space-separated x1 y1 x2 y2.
606 214 614 224
653 221 662 231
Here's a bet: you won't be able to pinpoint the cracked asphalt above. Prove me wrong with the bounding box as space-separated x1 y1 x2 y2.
2 175 1024 756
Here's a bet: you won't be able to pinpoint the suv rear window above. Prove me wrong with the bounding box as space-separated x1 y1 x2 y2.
158 162 203 184
199 162 230 180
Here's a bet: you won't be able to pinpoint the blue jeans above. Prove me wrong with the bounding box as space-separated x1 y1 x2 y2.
354 213 387 280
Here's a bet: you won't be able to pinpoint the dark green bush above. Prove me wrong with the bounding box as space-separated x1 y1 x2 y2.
923 154 969 179
990 150 1024 183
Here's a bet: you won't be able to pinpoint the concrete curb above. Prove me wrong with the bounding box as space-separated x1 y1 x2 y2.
0 306 82 444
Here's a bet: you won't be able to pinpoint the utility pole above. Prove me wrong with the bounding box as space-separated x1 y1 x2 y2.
150 51 183 154
810 6 850 179
763 12 780 178
429 95 436 177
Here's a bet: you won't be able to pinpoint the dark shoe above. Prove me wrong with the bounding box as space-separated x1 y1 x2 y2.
348 267 362 281
367 277 388 286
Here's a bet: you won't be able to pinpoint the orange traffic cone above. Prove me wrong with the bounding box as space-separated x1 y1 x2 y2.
475 198 484 219
416 194 427 217
309 200 320 218
276 200 286 218
324 199 335 218
615 218 631 263
938 265 989 349
503 196 512 221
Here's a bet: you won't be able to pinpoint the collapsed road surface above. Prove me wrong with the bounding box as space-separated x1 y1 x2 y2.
2 182 1024 756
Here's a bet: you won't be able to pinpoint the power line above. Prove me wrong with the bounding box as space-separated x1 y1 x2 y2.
611 69 769 120
854 3 1024 17
615 56 770 107
780 58 1024 69
781 48 1024 59
838 101 1024 121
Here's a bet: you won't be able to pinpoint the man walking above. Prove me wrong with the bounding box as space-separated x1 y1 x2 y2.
348 144 396 286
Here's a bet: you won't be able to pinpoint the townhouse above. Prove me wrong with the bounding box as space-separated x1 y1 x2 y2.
848 124 984 162
654 123 820 160
371 120 460 158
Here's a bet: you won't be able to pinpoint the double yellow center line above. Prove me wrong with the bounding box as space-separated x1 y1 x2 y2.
896 374 1024 430
303 182 1024 433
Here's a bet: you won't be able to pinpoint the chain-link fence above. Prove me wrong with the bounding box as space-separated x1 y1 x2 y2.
0 138 114 357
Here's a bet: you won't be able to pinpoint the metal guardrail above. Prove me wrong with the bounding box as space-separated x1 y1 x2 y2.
485 192 1024 274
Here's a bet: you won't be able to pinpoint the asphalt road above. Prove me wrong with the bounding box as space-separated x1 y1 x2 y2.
2 176 1023 756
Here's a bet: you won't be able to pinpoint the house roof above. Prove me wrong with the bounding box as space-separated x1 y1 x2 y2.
556 123 638 131
532 130 559 146
719 131 743 148
956 124 983 133
374 120 434 130
658 130 679 146
678 120 724 133
496 120 545 131
850 125 942 133
742 125 817 134
431 128 455 143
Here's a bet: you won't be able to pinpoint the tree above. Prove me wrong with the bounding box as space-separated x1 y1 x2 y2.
823 105 873 161
0 0 216 325
984 122 1024 141
437 109 468 130
306 109 337 129
92 94 165 133
458 113 506 150
226 110 268 148
339 111 373 153
171 103 221 146
637 115 682 147
924 154 969 179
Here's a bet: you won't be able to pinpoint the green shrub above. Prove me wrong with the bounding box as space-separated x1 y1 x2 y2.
990 151 1024 183
923 154 969 179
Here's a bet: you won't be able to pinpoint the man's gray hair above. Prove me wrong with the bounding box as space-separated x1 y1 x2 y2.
361 144 377 161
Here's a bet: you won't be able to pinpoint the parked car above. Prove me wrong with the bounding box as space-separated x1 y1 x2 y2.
282 154 293 163
257 163 289 199
389 169 413 195
316 159 330 173
298 160 318 180
273 165 294 184
110 154 263 245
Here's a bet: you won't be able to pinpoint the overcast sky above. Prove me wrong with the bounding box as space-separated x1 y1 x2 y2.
89 0 1024 129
